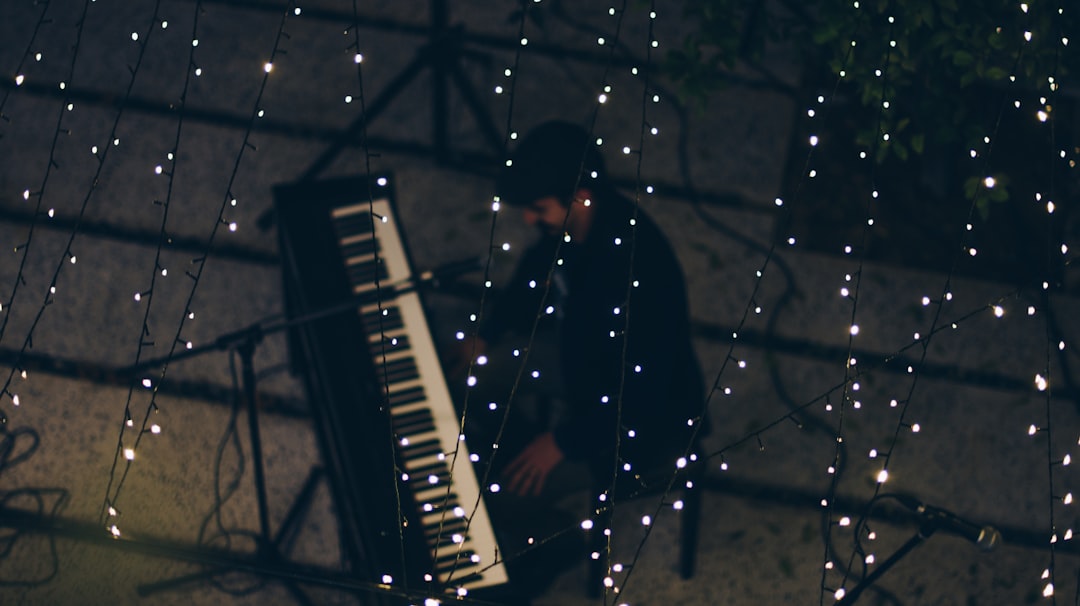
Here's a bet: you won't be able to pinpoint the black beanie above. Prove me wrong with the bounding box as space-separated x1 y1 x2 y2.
496 121 608 207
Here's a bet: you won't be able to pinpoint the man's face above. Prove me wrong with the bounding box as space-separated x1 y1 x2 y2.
522 196 570 236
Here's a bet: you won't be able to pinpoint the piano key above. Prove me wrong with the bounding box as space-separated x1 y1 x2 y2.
372 333 412 354
338 235 379 259
376 356 420 385
399 438 444 461
393 409 437 436
408 467 451 489
330 209 374 237
434 548 477 569
403 448 447 469
346 257 390 286
424 516 468 536
318 195 509 590
386 385 427 408
393 421 434 438
362 306 405 332
415 492 460 516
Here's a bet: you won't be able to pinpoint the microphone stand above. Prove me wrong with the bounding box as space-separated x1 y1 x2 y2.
131 311 340 602
835 519 937 605
127 268 471 601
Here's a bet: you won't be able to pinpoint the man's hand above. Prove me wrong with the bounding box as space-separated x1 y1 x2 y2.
504 432 564 497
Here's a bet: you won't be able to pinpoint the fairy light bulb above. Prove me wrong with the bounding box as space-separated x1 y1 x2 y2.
1035 374 1048 391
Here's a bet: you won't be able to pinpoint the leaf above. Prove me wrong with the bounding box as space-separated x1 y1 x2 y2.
953 50 974 67
910 133 926 154
893 140 909 161
963 176 980 199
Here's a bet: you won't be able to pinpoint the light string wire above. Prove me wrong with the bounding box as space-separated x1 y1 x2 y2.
3 0 175 426
100 0 299 532
342 0 415 589
448 3 1077 600
687 0 866 502
98 0 200 526
438 0 535 592
822 7 897 602
1038 2 1066 601
0 0 54 349
450 0 640 591
0 0 51 138
661 5 1068 599
609 2 1075 600
0 0 74 585
836 6 1039 595
588 2 704 602
0 0 94 418
516 6 867 599
463 0 621 577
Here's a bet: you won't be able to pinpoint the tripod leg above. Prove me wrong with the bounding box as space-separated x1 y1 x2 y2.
274 466 326 554
137 567 232 596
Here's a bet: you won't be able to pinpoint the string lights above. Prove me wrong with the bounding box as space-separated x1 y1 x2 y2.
100 0 204 534
99 0 301 537
0 1 1074 604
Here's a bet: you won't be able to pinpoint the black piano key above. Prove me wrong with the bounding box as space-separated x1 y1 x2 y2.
362 306 404 332
409 468 451 490
434 548 477 569
387 385 426 408
394 407 433 426
444 569 484 585
400 438 443 461
376 356 420 385
415 492 460 516
410 479 452 500
338 235 379 259
373 333 411 353
425 516 468 536
393 408 437 436
353 286 399 307
346 258 390 286
330 211 375 238
281 190 510 590
408 459 451 481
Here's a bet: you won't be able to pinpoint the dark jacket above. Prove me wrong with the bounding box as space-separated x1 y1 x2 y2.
481 193 706 472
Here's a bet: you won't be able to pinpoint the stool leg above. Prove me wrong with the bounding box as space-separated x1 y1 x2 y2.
680 475 702 579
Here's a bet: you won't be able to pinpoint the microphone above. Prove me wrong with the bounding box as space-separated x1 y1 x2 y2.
894 494 1002 552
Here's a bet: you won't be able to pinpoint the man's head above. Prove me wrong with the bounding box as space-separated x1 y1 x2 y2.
496 121 609 239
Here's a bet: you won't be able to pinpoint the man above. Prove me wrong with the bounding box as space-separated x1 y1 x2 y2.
458 120 707 504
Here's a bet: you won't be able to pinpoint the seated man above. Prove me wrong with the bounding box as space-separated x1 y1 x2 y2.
452 120 707 594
